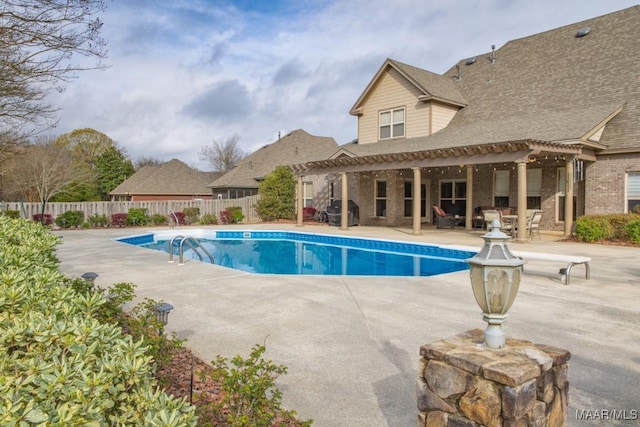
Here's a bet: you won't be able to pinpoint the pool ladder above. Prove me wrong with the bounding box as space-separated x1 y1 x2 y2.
168 235 215 265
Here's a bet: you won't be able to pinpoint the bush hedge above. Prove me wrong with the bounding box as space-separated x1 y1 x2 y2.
55 210 84 228
575 214 640 243
0 217 196 426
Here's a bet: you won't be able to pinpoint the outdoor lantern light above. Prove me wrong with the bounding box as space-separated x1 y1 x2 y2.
467 219 524 349
80 272 99 289
154 302 174 335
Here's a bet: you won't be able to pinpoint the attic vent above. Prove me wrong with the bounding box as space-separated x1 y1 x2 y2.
465 57 477 65
576 26 591 37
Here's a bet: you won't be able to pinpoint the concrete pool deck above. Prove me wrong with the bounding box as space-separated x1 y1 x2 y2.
54 224 640 426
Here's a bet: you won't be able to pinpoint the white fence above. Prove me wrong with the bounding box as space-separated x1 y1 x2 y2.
2 195 261 223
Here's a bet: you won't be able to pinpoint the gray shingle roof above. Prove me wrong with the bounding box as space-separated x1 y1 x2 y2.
209 129 338 189
344 6 640 157
110 159 221 196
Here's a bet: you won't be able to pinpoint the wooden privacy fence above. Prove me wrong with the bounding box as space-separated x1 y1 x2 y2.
2 195 261 223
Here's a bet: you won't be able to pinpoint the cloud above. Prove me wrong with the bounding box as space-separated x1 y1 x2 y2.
44 0 638 169
182 79 251 123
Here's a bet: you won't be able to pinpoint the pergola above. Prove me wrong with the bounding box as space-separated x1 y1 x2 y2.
291 139 586 242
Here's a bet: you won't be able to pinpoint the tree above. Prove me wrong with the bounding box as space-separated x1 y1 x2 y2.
8 136 93 216
255 166 296 221
0 1 108 136
199 134 245 173
52 128 116 201
94 146 135 200
135 156 164 170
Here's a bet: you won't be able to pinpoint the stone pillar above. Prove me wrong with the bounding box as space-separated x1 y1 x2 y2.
412 167 422 235
340 172 349 230
418 329 570 427
564 157 574 237
296 175 304 227
466 165 474 230
516 161 528 242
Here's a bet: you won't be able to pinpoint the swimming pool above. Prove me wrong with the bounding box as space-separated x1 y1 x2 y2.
117 230 477 277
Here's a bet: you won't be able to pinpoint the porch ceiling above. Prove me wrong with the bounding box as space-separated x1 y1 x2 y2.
291 139 582 175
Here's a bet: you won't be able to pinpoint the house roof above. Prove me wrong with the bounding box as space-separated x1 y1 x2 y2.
110 159 221 196
295 6 640 173
209 129 338 189
349 58 467 115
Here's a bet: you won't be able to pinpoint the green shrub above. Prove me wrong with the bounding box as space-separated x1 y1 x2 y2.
605 213 640 239
127 208 149 226
626 220 640 244
228 206 244 224
0 217 196 426
88 213 108 227
255 166 296 221
150 213 168 225
183 207 200 225
2 209 20 218
575 215 614 242
197 344 312 427
55 210 84 228
199 213 218 225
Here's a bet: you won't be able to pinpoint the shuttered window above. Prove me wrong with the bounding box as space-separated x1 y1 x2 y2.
628 172 640 213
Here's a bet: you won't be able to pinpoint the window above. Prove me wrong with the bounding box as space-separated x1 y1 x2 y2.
628 172 640 213
494 170 510 207
303 182 313 208
557 168 576 222
375 180 387 217
439 180 466 217
527 169 542 209
404 181 412 217
379 108 405 139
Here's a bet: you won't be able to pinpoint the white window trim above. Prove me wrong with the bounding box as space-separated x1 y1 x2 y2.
302 181 313 208
626 171 640 213
379 107 405 140
374 179 387 217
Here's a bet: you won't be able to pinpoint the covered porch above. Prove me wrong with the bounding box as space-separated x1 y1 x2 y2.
292 140 587 243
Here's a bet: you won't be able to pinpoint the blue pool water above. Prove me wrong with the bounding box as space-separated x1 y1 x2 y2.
117 230 477 277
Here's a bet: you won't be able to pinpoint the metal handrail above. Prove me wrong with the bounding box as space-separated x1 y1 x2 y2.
168 235 214 265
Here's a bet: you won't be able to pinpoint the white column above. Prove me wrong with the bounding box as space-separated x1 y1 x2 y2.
340 172 349 230
564 157 574 237
296 175 304 227
516 161 528 242
412 167 421 235
466 165 473 230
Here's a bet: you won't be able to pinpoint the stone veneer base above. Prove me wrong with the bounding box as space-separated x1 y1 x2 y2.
418 329 570 427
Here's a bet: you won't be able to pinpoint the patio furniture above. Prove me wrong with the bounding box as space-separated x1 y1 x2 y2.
433 205 456 229
482 210 501 231
527 210 543 239
326 200 359 227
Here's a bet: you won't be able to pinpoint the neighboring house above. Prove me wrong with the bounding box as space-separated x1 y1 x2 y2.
208 129 338 209
291 6 640 238
110 159 221 201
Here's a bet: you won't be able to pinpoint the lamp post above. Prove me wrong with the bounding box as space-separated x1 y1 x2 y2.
154 302 174 335
467 219 524 349
80 272 99 290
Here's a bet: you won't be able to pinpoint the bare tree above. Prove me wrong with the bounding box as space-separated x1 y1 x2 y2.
7 136 92 214
199 134 246 173
0 0 108 136
134 156 165 171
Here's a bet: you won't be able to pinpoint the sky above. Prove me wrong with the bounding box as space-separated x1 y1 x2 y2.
48 0 639 170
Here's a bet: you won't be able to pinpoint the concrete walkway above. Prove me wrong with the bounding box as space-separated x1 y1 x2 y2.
53 224 640 427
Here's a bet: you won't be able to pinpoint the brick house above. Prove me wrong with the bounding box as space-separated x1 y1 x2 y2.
291 6 640 239
110 159 220 201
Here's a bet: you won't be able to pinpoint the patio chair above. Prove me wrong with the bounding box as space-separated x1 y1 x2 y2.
527 210 543 239
498 211 515 236
433 205 456 229
483 210 500 231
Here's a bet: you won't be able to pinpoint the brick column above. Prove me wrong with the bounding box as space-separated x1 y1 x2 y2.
418 329 570 427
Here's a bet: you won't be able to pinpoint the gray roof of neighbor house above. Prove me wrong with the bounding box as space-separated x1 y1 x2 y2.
314 6 640 165
110 159 221 196
208 129 338 189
